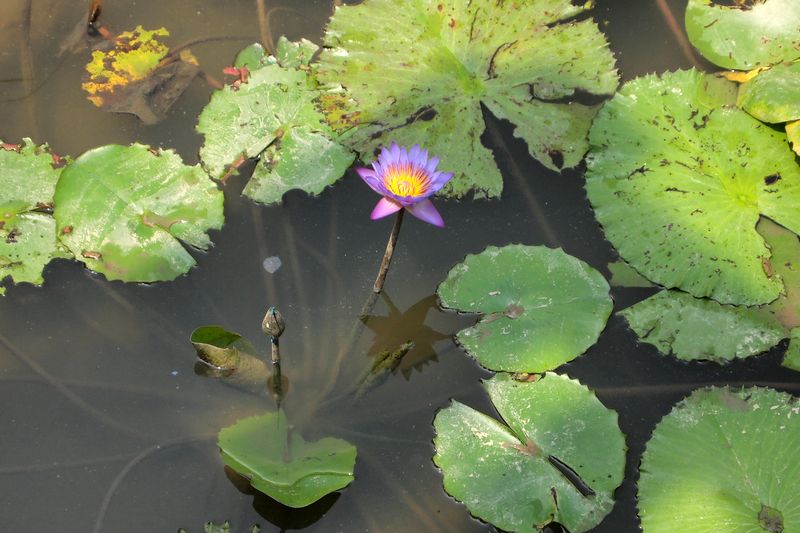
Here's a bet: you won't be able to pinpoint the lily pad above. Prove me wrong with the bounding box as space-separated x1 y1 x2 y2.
621 290 786 363
190 326 257 370
437 245 612 372
54 143 224 282
685 0 800 70
738 60 800 124
787 120 800 156
585 69 800 306
638 386 800 532
0 140 70 295
607 260 654 288
82 26 199 124
785 328 800 371
197 38 354 205
316 0 618 198
218 410 356 508
433 373 625 532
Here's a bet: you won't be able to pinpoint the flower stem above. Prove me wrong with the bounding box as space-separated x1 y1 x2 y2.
373 209 404 293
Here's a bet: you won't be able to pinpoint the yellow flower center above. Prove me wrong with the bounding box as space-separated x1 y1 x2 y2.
384 163 430 197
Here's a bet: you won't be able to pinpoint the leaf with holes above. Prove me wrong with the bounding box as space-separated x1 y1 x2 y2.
54 144 223 282
198 37 354 205
219 410 356 508
638 386 800 532
315 0 618 198
621 290 786 363
585 69 800 306
685 0 800 70
437 244 612 372
0 140 71 295
433 373 625 533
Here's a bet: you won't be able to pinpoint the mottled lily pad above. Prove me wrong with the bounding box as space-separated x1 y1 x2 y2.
685 0 800 70
433 373 625 533
0 140 70 294
219 410 356 508
316 0 618 198
738 61 800 124
198 38 354 205
621 290 786 363
787 120 800 156
54 144 223 282
437 245 612 372
585 69 800 306
639 386 800 532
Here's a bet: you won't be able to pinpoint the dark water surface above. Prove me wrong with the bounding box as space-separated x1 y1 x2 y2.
1 1 797 532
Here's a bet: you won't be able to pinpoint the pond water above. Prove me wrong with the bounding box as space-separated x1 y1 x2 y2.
1 0 798 532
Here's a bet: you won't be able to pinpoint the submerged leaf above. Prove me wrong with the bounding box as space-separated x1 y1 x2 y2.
316 0 618 198
685 0 800 70
433 373 625 533
0 140 70 294
437 245 612 372
638 386 800 532
54 144 224 282
586 69 800 306
738 60 800 124
198 38 354 204
621 290 786 363
218 410 356 508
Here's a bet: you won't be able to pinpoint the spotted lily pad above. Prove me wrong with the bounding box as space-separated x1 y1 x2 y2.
621 290 786 363
0 140 70 294
638 386 800 532
585 69 800 306
738 61 800 124
437 245 612 372
316 0 618 198
54 144 223 282
218 410 356 508
197 38 354 205
685 0 800 70
787 120 800 156
433 373 625 532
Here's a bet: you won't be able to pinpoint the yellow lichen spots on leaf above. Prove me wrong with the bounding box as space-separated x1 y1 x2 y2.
81 26 171 104
721 67 766 83
786 120 800 156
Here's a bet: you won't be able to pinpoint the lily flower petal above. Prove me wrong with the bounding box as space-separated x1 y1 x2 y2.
371 197 403 220
406 199 444 227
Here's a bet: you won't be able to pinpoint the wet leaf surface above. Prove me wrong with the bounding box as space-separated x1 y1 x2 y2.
685 0 800 70
738 60 800 124
586 69 800 306
437 245 612 372
433 373 625 533
218 410 356 508
638 386 800 532
316 0 618 198
198 38 353 205
785 328 800 372
0 139 71 295
54 143 224 282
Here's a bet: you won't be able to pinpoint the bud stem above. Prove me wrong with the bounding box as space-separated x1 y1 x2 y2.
373 209 404 293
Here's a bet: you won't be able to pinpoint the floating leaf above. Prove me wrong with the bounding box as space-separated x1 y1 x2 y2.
785 328 800 371
190 326 257 370
54 144 224 282
607 260 654 288
0 140 70 295
585 69 800 305
437 245 612 372
685 0 800 70
738 60 800 124
787 120 800 156
638 386 800 532
82 26 199 124
433 373 625 533
198 38 354 205
316 0 618 198
759 218 800 330
621 290 786 363
218 410 356 508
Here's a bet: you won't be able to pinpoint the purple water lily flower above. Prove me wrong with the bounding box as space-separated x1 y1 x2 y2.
356 142 454 227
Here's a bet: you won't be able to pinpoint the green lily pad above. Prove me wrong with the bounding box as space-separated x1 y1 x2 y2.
787 120 800 156
218 410 356 508
638 386 800 532
759 218 800 330
585 69 800 306
197 38 354 205
54 143 223 282
437 245 612 372
433 373 625 532
685 0 800 70
785 328 800 371
621 290 786 363
607 260 654 288
0 139 71 295
190 326 257 370
738 61 800 124
316 0 618 198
